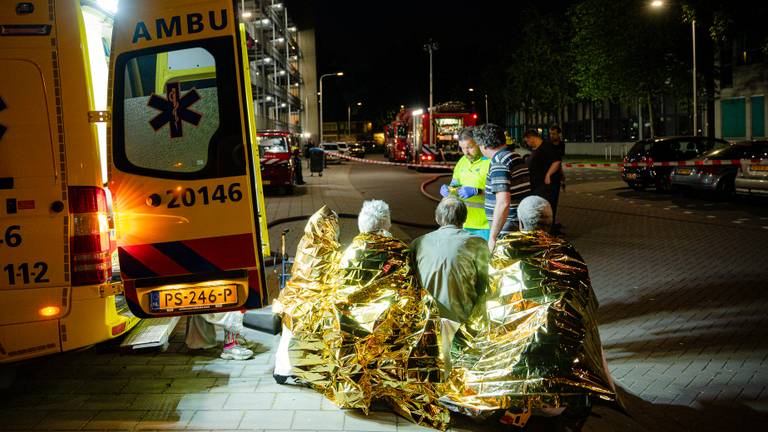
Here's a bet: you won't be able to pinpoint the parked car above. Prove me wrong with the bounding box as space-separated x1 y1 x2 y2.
336 142 349 157
321 143 341 164
348 142 366 158
735 140 768 196
621 136 730 191
258 130 295 194
670 142 754 196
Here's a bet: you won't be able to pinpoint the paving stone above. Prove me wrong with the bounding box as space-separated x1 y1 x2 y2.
343 411 398 431
272 391 324 410
160 365 199 378
192 362 245 378
126 394 183 411
76 378 130 394
224 392 275 410
79 393 139 410
209 377 260 393
83 409 147 430
0 408 46 429
164 378 217 393
135 410 195 430
119 365 165 378
253 379 304 393
145 354 192 365
123 378 174 394
187 410 244 430
291 411 345 430
240 410 295 429
241 364 275 378
176 393 229 410
32 410 95 430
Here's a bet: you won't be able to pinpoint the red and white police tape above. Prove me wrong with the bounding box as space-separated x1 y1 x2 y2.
326 152 455 169
326 152 768 169
562 159 767 168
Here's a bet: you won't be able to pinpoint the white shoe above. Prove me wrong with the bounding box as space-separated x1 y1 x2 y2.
220 344 253 360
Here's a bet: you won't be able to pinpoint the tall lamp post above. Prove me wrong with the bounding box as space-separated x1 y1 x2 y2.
347 101 362 138
651 0 696 135
319 71 344 143
423 40 438 148
469 87 489 123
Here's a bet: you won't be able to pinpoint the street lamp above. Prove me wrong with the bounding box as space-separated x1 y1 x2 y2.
468 88 489 122
319 71 343 143
348 101 362 138
651 0 697 135
423 40 438 147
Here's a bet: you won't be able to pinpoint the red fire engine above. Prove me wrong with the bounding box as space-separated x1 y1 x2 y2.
385 102 477 167
384 119 409 162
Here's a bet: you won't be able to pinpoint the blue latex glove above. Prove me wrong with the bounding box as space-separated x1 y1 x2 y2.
458 186 479 199
439 184 451 197
450 179 460 187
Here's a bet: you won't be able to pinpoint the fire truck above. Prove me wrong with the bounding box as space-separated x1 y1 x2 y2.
384 119 410 163
385 102 477 167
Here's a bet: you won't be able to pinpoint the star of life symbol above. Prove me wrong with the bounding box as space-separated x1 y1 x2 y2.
148 82 202 139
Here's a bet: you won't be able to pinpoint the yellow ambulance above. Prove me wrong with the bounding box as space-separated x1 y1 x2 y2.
0 0 138 363
0 0 269 363
109 0 269 318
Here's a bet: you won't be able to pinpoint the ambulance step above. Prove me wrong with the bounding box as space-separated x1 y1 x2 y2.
243 306 281 335
120 316 181 352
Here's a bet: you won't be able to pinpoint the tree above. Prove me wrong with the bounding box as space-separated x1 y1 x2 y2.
570 0 690 137
505 6 576 129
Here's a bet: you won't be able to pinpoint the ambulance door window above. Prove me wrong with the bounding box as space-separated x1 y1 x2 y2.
113 37 245 180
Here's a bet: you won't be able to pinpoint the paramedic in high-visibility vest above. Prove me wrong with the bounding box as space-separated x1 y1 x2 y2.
439 127 491 240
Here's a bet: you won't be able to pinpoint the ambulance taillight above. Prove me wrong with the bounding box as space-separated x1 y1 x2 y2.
69 187 112 286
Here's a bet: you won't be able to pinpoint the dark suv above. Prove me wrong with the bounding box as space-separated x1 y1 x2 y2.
622 136 730 191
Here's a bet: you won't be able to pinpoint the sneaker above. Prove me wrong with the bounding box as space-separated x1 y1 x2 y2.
220 344 253 360
273 374 309 387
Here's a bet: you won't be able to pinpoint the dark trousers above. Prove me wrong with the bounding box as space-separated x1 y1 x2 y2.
293 158 304 184
532 181 560 228
550 181 560 223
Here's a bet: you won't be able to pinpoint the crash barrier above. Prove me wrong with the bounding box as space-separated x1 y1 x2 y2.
326 151 768 169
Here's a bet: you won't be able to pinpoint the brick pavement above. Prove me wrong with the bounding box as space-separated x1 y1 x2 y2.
2 159 768 431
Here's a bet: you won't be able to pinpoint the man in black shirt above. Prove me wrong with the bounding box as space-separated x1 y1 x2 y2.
523 129 562 231
549 125 566 158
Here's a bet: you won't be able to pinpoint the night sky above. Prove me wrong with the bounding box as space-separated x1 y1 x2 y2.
286 0 544 124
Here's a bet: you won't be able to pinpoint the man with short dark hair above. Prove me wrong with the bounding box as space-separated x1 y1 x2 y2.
523 129 562 230
474 124 531 250
549 125 565 158
439 126 490 240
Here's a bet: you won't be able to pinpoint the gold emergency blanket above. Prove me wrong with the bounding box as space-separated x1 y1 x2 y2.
274 207 450 430
440 230 616 416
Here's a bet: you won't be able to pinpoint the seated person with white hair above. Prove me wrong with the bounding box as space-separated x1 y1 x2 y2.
411 196 489 324
517 194 554 232
443 194 616 425
357 199 392 236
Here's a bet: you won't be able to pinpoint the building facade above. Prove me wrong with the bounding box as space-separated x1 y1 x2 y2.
715 34 768 141
238 0 317 139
